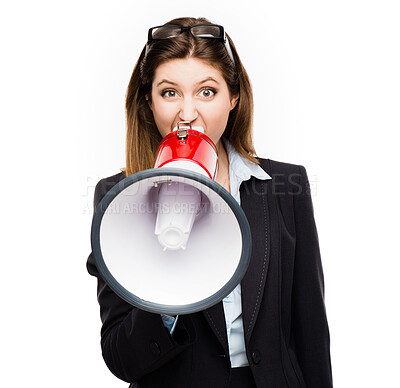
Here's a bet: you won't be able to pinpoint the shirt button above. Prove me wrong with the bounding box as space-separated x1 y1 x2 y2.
150 341 161 356
251 350 261 365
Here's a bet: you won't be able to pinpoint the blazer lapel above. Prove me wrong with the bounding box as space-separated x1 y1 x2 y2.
240 176 271 341
202 302 229 356
201 171 272 354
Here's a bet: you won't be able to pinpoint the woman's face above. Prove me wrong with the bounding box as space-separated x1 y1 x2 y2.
148 57 238 147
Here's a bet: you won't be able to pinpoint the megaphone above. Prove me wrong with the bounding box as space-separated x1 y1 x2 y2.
91 121 251 315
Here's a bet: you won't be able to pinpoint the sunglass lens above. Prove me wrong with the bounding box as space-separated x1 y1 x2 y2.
152 26 182 39
191 25 221 38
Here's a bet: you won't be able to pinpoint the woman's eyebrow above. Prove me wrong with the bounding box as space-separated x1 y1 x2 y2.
156 79 177 87
156 77 219 88
196 77 219 85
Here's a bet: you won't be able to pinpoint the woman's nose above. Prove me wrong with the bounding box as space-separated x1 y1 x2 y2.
178 98 198 122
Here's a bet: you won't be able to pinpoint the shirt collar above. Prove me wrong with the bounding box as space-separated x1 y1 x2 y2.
221 138 271 204
222 138 271 182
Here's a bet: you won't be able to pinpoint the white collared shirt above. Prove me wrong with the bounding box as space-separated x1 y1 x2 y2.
161 138 272 367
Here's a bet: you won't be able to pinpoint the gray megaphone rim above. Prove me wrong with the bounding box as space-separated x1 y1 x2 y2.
91 167 252 315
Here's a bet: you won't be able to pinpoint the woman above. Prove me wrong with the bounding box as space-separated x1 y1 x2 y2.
87 16 333 388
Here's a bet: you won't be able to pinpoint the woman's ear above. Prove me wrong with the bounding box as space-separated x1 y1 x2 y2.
145 94 152 109
230 94 239 110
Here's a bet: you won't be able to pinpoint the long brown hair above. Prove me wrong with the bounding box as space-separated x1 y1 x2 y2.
124 17 258 176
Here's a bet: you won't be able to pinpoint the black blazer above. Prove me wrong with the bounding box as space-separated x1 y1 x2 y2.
87 158 333 388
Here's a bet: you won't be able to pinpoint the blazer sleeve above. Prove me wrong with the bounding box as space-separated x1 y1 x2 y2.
291 165 333 387
87 177 196 383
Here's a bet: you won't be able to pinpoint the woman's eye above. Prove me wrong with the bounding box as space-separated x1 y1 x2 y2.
161 90 177 98
199 88 216 98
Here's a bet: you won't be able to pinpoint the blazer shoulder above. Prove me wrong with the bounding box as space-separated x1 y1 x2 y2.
94 171 126 209
256 158 312 201
257 157 305 177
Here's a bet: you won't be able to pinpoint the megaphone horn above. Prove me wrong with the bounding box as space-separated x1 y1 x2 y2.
91 121 252 315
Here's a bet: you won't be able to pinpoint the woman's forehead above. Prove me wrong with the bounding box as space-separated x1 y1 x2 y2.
152 57 225 86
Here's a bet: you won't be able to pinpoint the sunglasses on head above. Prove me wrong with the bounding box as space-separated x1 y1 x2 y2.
145 24 236 67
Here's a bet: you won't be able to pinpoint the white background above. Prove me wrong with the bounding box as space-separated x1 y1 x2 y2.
1 0 399 386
